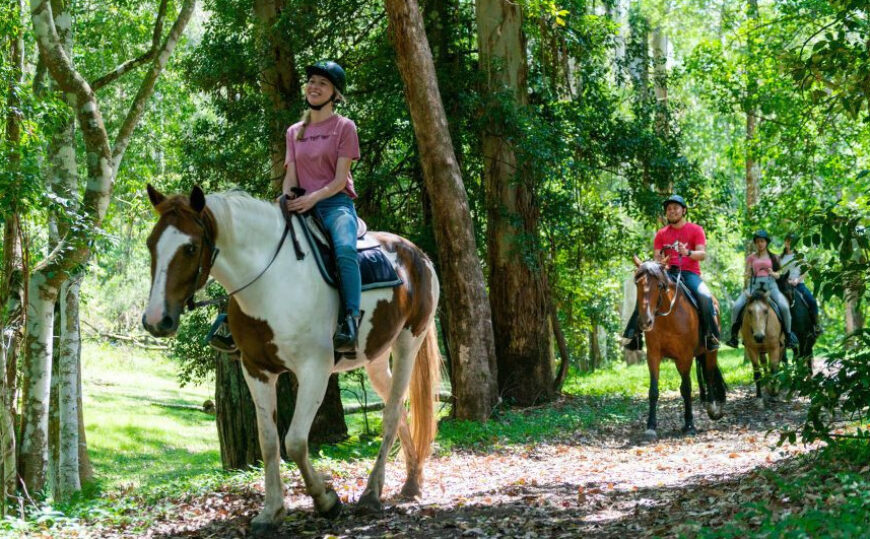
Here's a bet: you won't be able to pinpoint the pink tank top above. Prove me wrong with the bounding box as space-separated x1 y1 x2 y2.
747 253 773 277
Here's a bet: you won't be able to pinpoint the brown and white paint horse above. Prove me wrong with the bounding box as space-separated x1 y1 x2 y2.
142 185 441 530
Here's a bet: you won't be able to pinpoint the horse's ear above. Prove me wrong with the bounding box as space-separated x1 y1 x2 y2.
190 185 206 214
633 255 642 268
147 184 165 209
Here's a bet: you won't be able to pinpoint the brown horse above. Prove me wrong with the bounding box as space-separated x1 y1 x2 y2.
633 258 726 441
142 186 441 531
741 290 784 406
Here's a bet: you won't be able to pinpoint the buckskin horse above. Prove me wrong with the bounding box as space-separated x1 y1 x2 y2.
741 290 784 406
633 257 726 441
141 186 441 530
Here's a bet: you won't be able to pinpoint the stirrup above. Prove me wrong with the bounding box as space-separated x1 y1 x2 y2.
705 335 720 351
725 336 739 348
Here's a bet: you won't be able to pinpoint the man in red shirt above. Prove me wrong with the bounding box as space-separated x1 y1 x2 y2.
624 195 720 351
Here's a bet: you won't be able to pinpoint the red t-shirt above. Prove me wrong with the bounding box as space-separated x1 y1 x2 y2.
653 222 706 275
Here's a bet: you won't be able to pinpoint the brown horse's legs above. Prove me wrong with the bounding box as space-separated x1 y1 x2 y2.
679 369 696 435
695 356 707 403
645 357 660 439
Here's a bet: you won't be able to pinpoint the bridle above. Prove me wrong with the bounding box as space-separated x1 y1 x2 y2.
636 246 684 328
180 195 306 311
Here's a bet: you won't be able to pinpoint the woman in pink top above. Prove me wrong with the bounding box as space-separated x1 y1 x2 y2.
282 60 362 352
726 230 798 349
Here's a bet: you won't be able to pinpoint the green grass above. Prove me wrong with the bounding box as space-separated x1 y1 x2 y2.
563 348 754 397
81 341 220 492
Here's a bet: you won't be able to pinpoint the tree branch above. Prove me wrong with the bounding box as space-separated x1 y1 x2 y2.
90 0 169 91
112 0 196 173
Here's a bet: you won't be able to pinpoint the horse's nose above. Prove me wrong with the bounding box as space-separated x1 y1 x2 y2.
157 315 176 332
754 334 765 343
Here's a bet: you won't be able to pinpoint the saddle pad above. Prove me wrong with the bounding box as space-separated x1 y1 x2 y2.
300 215 403 291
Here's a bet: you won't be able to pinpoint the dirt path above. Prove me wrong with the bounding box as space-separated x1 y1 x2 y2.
147 385 815 538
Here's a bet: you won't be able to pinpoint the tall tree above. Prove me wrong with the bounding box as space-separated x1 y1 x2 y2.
19 0 195 495
744 0 760 218
1 0 26 509
383 0 498 420
476 0 553 405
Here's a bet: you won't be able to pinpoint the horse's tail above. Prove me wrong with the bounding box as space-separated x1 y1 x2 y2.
408 322 441 466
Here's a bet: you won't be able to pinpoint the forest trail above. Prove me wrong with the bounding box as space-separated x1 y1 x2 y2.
144 383 817 538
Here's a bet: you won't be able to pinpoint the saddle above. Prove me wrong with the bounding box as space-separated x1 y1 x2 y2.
278 192 402 291
299 214 403 291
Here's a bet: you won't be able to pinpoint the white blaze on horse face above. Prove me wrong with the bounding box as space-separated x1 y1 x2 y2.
144 226 193 326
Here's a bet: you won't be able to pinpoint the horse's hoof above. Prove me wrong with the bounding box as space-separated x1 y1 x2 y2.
356 490 384 514
319 497 343 520
755 397 766 410
682 425 697 436
399 481 422 500
644 429 658 442
706 402 724 420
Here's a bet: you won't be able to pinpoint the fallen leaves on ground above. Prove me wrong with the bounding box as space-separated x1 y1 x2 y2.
98 386 833 538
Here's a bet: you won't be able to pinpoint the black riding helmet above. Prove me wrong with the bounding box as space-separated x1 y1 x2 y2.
305 60 346 94
662 194 688 211
753 229 771 243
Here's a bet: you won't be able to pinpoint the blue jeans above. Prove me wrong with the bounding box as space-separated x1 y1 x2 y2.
796 282 819 319
315 194 361 316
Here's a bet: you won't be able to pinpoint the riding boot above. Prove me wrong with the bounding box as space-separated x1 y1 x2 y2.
622 309 642 350
334 310 360 353
705 334 720 351
787 331 799 350
725 322 740 348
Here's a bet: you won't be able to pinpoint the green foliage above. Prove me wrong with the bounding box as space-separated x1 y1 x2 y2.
703 441 870 538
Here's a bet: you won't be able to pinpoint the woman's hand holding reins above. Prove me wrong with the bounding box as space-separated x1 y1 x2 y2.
286 192 321 213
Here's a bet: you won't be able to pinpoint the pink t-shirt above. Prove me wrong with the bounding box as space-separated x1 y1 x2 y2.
653 222 706 275
284 114 360 198
747 253 774 277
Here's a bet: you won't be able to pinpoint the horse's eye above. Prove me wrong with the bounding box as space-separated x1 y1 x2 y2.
185 244 197 256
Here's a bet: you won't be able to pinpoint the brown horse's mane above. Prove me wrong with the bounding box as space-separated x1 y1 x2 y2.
634 260 670 285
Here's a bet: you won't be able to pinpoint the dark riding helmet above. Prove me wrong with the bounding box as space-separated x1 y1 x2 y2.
753 229 771 242
305 60 346 93
784 232 797 242
662 194 688 211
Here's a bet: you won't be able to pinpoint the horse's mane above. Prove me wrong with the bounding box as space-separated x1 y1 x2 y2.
634 260 669 284
749 289 769 303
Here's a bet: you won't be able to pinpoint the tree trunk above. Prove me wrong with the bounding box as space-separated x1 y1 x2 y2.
55 277 82 501
551 302 571 393
18 277 57 494
588 326 601 372
252 0 302 189
745 0 760 217
627 2 651 109
477 0 553 406
215 354 346 470
384 0 498 420
651 25 669 137
2 0 26 510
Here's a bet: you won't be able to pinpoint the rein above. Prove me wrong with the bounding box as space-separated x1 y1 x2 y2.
186 195 306 311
